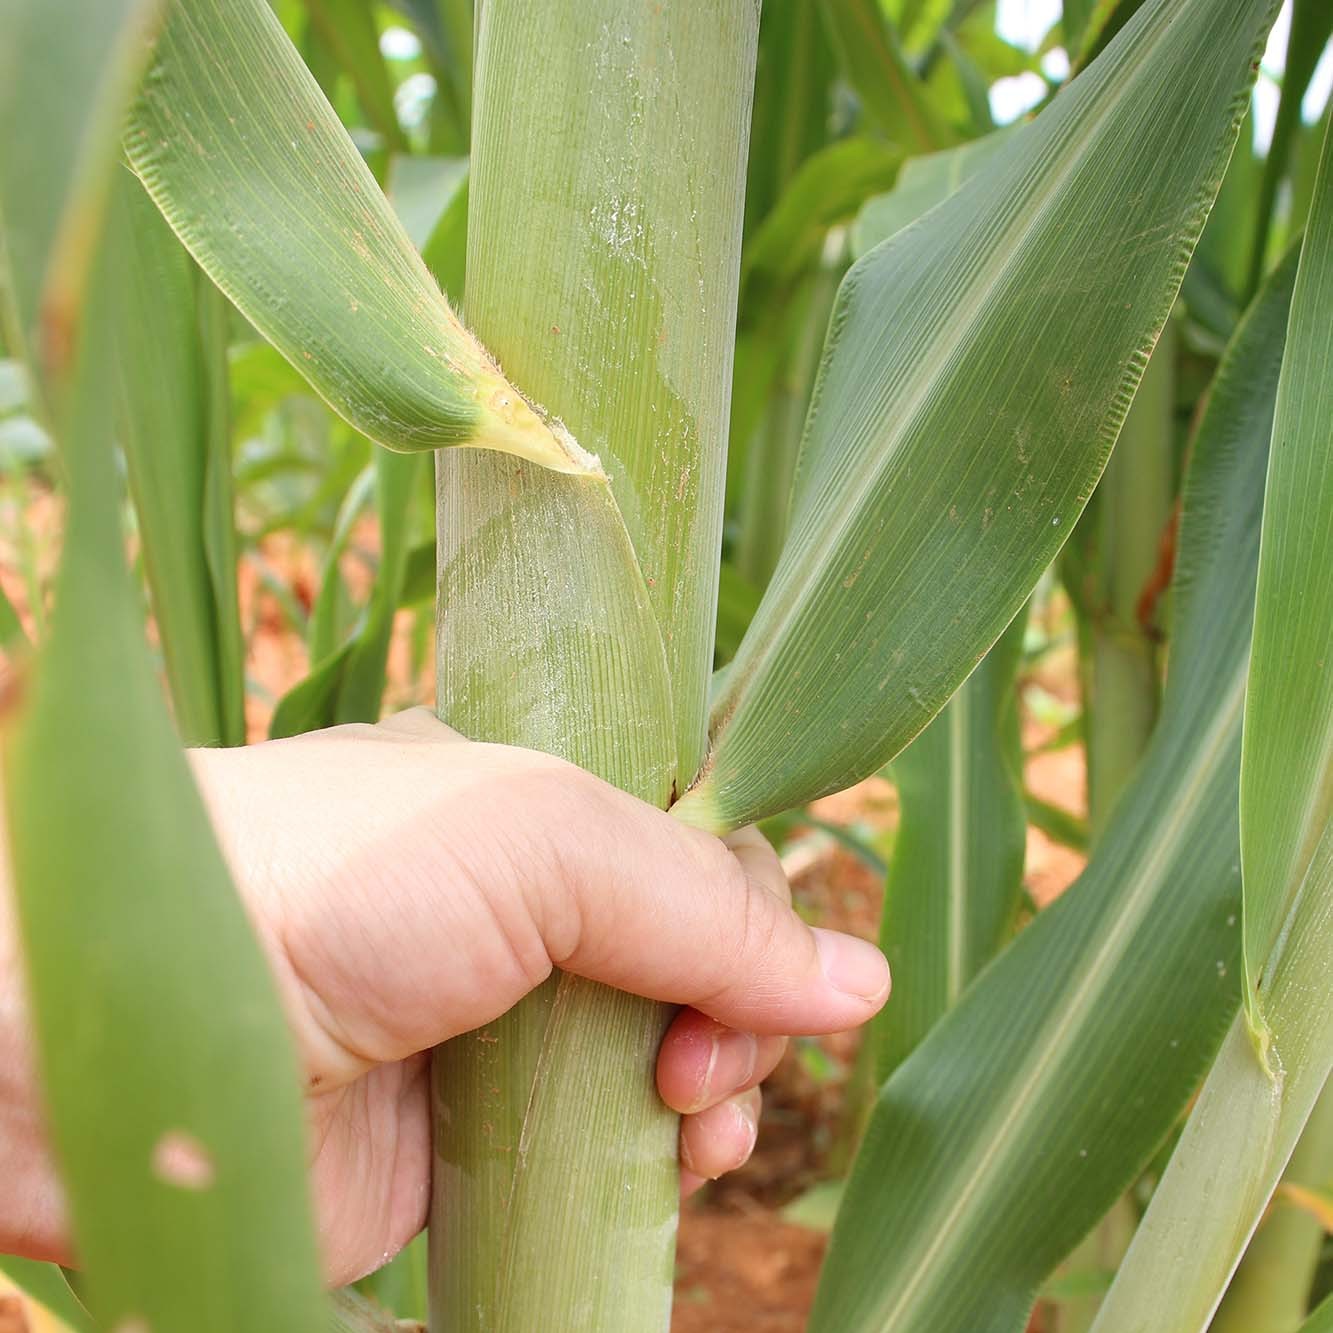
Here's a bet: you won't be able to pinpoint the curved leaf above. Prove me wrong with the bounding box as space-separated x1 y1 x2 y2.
124 0 596 477
0 0 162 378
3 155 327 1333
1240 113 1333 1008
1091 114 1333 1333
116 170 245 746
808 242 1298 1333
675 0 1278 833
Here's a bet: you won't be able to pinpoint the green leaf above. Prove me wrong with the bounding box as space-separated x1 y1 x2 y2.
821 0 957 151
125 0 596 477
674 0 1278 834
386 155 468 271
874 608 1028 1083
743 0 836 238
302 0 408 152
1302 1293 1333 1333
0 1258 93 1332
1240 109 1333 1013
271 451 420 736
808 239 1299 1333
743 137 900 307
306 462 376 664
2 152 327 1333
1025 791 1091 852
1245 0 1333 298
1091 116 1333 1333
850 126 1013 258
116 169 245 746
0 0 163 378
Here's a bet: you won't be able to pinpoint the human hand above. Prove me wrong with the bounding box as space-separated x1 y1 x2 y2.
0 709 889 1285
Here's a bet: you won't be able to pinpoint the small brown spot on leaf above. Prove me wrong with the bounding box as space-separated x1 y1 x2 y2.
152 1130 215 1190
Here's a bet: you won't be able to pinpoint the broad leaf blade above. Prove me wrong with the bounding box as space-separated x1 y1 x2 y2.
125 0 593 477
850 128 1014 257
0 0 162 376
676 0 1278 833
3 161 327 1333
1240 112 1333 1006
1092 114 1333 1333
809 244 1298 1333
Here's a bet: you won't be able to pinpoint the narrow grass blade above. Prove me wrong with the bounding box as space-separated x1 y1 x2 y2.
1091 116 1333 1333
2 169 326 1333
675 0 1277 834
301 0 408 152
875 607 1027 1083
0 0 162 377
1240 112 1333 1012
116 169 245 746
808 243 1299 1333
742 138 899 312
1245 0 1333 297
822 0 956 150
125 0 594 477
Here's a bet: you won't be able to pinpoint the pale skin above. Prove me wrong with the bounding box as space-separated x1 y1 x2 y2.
0 708 890 1286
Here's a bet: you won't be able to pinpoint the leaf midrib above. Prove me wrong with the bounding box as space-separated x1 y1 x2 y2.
865 657 1248 1329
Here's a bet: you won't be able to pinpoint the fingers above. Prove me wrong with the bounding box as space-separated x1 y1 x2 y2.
191 717 889 1083
679 1087 761 1184
656 1008 786 1114
528 793 890 1038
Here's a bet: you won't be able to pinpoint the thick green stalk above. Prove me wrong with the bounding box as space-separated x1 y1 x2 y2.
430 4 756 1330
1083 316 1176 837
1212 1084 1333 1333
736 262 840 587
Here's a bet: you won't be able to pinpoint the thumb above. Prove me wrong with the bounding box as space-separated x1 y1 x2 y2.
539 817 891 1036
196 719 888 1078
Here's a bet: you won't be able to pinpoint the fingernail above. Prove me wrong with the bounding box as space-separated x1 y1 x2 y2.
731 1097 759 1161
814 928 891 1003
692 1028 758 1112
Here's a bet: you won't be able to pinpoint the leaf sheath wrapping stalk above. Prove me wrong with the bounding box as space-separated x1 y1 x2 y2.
675 0 1279 834
430 4 757 1330
124 0 596 477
